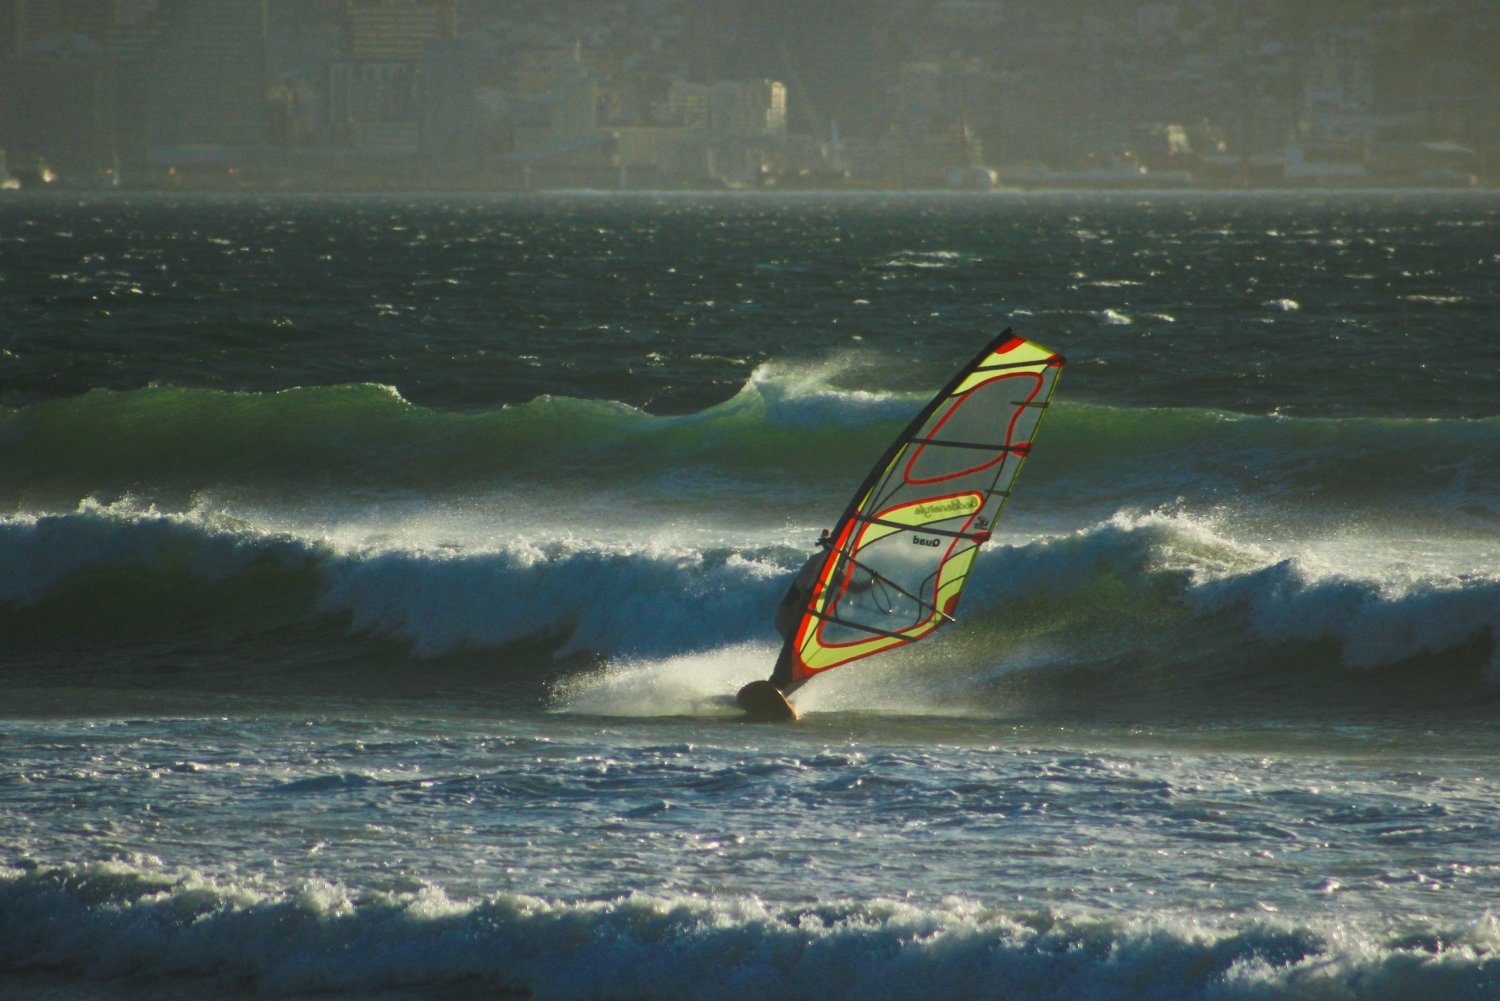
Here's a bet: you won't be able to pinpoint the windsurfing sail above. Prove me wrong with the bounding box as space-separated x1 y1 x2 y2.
768 330 1064 694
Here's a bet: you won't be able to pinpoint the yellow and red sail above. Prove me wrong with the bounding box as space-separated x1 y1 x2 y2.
771 331 1064 692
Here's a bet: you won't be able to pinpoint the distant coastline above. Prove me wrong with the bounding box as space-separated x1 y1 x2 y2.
3 172 1491 195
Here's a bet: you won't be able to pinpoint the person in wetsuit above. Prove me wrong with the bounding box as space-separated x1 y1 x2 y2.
774 530 832 640
766 530 832 692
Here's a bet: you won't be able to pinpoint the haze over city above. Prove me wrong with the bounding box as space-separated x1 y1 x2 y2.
3 0 1497 191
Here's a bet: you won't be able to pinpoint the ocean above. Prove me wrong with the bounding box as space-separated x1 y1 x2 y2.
2 189 1499 1000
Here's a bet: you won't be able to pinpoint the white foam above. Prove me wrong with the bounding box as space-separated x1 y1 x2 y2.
1077 510 1500 677
320 541 788 658
8 497 1500 680
0 499 796 659
2 860 1497 1001
747 358 921 430
550 642 772 716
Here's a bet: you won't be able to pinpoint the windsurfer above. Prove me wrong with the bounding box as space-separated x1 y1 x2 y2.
774 530 832 640
745 331 1064 718
768 531 840 696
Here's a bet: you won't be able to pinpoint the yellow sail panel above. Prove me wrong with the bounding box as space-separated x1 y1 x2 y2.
794 493 982 671
772 331 1063 692
952 339 1056 395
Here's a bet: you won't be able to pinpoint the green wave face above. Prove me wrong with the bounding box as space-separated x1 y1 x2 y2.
5 380 1498 533
4 494 1499 717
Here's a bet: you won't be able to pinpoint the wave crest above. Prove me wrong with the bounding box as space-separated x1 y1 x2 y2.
4 503 1499 700
2 859 1497 1001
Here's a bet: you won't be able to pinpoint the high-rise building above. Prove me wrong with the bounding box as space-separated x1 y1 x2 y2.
665 81 710 129
710 80 786 139
682 0 882 137
419 34 480 165
330 0 456 154
115 0 156 26
0 3 15 57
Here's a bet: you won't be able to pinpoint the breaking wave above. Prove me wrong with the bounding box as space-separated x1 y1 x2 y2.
4 500 1499 709
1 860 1497 1001
6 363 1500 706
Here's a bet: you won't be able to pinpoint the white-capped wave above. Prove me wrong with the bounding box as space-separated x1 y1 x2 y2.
746 357 923 429
881 249 971 269
321 540 784 658
0 497 311 606
0 499 793 660
6 499 1500 684
993 510 1500 680
2 860 1497 1001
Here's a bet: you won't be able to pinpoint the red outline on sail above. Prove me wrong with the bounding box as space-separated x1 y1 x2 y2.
804 490 984 658
903 371 1043 485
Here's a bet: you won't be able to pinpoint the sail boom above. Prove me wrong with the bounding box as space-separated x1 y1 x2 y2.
805 608 922 643
832 547 958 624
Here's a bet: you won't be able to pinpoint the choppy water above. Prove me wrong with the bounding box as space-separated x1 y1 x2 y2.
3 190 1500 1000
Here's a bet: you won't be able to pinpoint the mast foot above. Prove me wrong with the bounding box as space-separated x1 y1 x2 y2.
735 680 799 722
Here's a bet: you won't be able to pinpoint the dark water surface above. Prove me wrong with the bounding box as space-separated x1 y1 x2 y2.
3 191 1500 1000
5 190 1497 415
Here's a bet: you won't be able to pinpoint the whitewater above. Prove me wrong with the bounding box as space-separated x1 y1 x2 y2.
3 190 1500 1000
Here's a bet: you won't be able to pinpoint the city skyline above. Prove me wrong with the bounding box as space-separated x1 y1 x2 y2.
2 0 1497 190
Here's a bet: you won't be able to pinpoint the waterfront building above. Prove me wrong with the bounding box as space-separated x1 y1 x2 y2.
330 0 455 155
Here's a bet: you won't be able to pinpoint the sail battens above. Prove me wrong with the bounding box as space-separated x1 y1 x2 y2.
972 357 1063 373
854 514 988 541
907 436 1031 454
